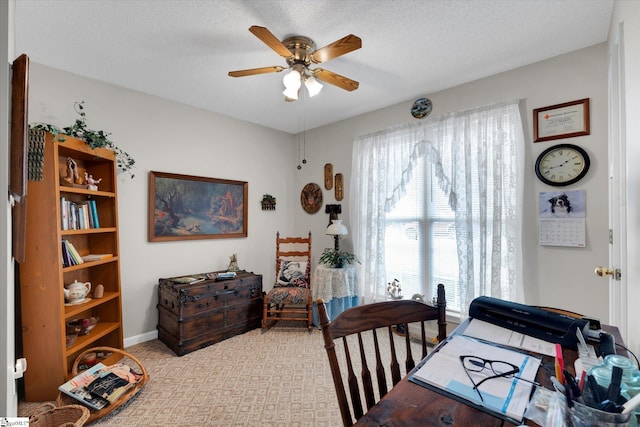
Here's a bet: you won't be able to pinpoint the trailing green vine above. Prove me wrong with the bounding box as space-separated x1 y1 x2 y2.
30 101 136 178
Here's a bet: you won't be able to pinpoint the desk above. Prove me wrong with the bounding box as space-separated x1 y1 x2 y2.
354 323 625 426
311 265 359 326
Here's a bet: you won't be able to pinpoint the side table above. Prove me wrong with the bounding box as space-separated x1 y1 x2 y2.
311 264 360 327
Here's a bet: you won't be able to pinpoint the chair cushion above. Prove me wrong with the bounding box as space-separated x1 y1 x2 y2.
275 260 308 287
266 287 310 305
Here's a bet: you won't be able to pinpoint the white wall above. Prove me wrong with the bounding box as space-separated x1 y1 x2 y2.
610 0 640 355
28 64 297 342
28 43 609 344
295 43 610 321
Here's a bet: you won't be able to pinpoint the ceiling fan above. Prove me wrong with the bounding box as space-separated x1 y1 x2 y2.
228 26 362 101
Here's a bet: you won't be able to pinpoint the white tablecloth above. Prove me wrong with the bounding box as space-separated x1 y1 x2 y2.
311 265 360 326
311 264 359 301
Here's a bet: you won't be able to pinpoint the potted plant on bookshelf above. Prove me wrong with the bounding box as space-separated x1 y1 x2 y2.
30 101 136 178
319 248 359 268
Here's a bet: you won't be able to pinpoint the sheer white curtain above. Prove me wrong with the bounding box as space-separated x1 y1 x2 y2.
350 100 525 315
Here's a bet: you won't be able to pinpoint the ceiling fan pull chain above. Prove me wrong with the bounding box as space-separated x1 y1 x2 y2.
302 93 307 165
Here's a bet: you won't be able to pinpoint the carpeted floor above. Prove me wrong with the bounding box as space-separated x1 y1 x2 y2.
19 324 425 426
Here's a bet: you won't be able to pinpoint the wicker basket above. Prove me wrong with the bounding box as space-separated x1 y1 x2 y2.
29 402 90 427
57 346 150 424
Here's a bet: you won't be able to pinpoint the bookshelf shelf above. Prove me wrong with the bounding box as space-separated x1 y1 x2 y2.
19 131 124 401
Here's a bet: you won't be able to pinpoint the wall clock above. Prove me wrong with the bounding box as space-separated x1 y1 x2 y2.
534 143 590 186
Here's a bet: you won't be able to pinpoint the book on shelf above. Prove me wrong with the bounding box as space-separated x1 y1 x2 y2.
58 363 110 410
61 197 69 230
63 240 84 265
61 240 73 267
81 253 113 262
89 199 100 228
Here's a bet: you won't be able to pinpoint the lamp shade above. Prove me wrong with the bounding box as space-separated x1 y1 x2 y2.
304 75 323 97
282 68 302 100
326 219 348 236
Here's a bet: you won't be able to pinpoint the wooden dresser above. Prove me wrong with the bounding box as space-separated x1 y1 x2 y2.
157 270 262 356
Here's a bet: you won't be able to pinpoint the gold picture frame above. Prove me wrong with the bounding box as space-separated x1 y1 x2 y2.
149 171 248 241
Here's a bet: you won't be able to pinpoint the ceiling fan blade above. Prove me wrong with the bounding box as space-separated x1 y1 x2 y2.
313 68 359 91
310 34 362 64
228 66 285 77
249 26 294 59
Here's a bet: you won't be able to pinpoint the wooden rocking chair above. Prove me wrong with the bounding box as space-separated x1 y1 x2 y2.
262 232 313 331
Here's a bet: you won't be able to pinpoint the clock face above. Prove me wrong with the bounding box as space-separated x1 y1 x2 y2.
535 144 590 186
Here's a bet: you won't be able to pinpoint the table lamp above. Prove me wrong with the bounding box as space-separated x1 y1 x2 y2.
326 219 348 251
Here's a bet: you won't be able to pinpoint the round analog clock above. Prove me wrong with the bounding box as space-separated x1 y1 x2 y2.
535 143 590 186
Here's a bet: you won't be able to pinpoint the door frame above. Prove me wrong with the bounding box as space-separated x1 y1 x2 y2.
607 22 628 340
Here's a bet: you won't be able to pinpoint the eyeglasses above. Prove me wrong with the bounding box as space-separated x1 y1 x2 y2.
459 355 538 402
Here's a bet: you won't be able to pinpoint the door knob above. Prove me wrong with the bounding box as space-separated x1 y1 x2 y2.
595 267 614 277
595 266 621 280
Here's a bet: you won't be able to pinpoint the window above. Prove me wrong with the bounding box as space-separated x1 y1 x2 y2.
350 100 524 316
384 161 460 310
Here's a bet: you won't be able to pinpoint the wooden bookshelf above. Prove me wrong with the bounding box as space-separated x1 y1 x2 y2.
19 131 124 401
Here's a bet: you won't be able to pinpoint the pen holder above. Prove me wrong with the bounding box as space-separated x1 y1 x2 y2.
569 389 636 427
550 384 637 427
590 355 640 416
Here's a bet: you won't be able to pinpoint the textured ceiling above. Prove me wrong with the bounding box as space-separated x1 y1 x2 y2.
14 0 614 134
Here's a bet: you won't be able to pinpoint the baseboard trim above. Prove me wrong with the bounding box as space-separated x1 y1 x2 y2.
124 330 158 348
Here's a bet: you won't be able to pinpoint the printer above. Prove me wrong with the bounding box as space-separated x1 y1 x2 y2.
468 296 589 349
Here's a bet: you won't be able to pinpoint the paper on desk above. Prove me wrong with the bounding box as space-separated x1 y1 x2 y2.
411 334 541 423
463 319 556 357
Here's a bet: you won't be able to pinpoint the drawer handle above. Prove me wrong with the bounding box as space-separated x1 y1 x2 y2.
214 287 239 299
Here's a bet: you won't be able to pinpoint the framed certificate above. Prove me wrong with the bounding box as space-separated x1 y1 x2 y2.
533 98 590 142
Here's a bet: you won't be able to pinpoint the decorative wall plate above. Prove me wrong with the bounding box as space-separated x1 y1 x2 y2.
411 97 433 119
335 173 344 201
301 183 323 213
324 163 333 190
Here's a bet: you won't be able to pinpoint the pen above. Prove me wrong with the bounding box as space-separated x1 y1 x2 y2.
586 374 604 403
563 369 581 397
621 391 640 415
578 370 586 393
607 366 623 403
555 344 565 385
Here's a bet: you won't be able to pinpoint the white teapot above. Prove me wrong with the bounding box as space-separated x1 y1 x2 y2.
64 280 91 303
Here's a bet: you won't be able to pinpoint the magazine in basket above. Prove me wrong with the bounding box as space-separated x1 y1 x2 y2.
58 363 110 410
59 362 141 409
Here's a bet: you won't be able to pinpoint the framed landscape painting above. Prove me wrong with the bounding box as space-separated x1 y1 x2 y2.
148 171 248 242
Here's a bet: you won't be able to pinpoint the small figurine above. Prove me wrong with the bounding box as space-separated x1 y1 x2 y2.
85 173 102 191
227 253 239 272
63 157 81 185
387 278 402 300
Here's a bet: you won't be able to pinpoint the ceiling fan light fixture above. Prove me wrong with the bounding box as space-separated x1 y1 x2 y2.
304 75 323 97
282 68 302 100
